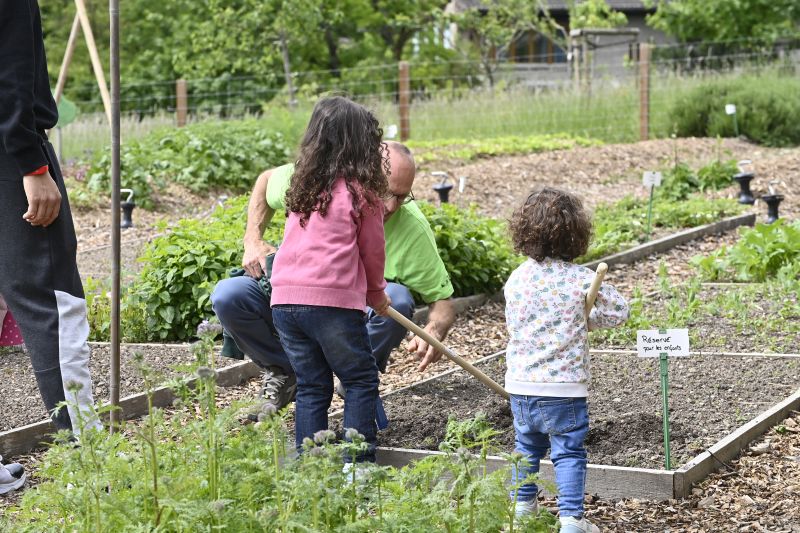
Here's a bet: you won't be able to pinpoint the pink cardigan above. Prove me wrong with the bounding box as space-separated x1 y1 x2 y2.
271 178 387 311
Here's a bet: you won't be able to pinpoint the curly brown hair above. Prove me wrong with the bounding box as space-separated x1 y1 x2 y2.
285 96 389 227
509 187 592 262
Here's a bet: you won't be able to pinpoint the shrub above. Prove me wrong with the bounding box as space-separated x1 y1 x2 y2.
670 74 800 147
692 219 800 281
87 120 293 209
417 202 522 299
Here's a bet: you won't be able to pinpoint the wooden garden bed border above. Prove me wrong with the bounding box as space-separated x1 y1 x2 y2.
580 212 756 270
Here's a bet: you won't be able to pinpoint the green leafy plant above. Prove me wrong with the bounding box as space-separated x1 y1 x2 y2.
579 195 744 262
87 120 292 209
692 219 800 282
408 134 600 164
696 158 739 192
418 202 522 299
4 340 550 531
128 196 285 341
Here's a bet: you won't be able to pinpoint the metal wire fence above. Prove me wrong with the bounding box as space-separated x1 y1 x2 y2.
57 39 800 160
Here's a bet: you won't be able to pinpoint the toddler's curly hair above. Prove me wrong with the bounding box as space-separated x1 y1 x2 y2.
509 187 592 261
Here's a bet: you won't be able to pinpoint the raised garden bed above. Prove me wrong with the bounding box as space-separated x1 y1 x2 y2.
377 353 800 469
374 351 800 499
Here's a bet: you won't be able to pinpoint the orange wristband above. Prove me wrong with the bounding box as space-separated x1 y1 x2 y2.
26 165 49 176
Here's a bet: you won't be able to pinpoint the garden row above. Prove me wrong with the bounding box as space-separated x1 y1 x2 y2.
82 150 750 343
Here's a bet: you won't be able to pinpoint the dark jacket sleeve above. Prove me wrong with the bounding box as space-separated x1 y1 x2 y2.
0 0 49 178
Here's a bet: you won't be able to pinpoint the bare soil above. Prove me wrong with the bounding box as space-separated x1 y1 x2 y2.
377 353 800 471
0 343 237 432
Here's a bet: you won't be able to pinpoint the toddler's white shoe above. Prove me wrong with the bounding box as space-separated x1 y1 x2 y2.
514 498 538 517
560 516 600 533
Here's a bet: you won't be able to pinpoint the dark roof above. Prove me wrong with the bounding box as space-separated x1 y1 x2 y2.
450 0 655 13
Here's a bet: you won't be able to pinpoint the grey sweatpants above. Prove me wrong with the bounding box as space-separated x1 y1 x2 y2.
0 139 97 433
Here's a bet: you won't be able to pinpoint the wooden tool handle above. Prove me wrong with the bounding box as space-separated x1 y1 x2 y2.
386 307 509 400
585 262 609 320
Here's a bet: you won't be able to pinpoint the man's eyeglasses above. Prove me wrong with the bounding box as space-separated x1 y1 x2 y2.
383 190 415 205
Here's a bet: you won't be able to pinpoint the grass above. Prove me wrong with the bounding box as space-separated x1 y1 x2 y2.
57 68 787 162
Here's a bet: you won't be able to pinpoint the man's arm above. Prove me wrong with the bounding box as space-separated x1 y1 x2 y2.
409 298 456 372
241 169 277 278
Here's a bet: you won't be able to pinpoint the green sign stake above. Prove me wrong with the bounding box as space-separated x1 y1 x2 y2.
646 184 655 241
659 351 671 470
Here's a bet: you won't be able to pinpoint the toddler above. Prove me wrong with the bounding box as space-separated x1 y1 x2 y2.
271 96 390 463
504 187 629 533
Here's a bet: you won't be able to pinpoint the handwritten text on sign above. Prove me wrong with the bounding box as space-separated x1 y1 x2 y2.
636 329 690 357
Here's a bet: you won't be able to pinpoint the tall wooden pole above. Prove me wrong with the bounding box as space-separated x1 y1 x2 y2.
109 0 121 431
75 0 112 124
398 61 410 142
639 42 651 141
54 14 81 104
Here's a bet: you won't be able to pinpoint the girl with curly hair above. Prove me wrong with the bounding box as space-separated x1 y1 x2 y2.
270 96 391 464
504 187 629 533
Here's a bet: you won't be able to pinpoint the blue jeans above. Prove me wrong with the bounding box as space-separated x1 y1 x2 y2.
272 305 380 463
510 395 589 518
211 278 414 373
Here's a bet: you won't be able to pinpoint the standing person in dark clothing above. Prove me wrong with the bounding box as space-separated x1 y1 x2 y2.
0 0 101 494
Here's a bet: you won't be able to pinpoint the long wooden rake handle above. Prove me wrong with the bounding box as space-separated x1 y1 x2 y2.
585 263 609 322
386 307 510 400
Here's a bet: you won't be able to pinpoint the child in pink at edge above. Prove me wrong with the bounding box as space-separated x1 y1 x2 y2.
504 187 629 533
270 96 391 464
0 295 24 347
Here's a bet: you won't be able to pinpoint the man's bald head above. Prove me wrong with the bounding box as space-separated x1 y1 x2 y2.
383 141 416 221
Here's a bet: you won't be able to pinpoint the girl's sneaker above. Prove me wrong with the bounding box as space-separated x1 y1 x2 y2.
560 516 600 533
515 498 538 517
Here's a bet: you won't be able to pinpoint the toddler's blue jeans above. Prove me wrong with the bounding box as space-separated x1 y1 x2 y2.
272 305 379 462
510 394 590 518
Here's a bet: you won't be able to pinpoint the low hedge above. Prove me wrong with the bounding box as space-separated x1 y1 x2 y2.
670 74 800 147
87 120 293 209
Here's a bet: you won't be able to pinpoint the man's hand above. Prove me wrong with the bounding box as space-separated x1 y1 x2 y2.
242 239 276 278
408 321 445 372
22 172 61 227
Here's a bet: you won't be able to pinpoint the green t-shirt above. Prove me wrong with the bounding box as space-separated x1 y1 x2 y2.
266 163 453 304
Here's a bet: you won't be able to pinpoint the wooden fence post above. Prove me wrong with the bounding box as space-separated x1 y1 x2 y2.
176 79 188 127
639 42 651 141
74 0 111 125
398 61 410 142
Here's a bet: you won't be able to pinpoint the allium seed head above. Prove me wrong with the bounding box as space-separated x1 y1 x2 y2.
196 366 217 381
313 429 336 445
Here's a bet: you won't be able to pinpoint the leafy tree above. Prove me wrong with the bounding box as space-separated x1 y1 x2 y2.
446 0 544 86
647 0 800 43
570 0 627 29
370 0 450 61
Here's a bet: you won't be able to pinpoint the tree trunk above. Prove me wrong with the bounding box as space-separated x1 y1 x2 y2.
279 31 296 108
324 27 341 77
